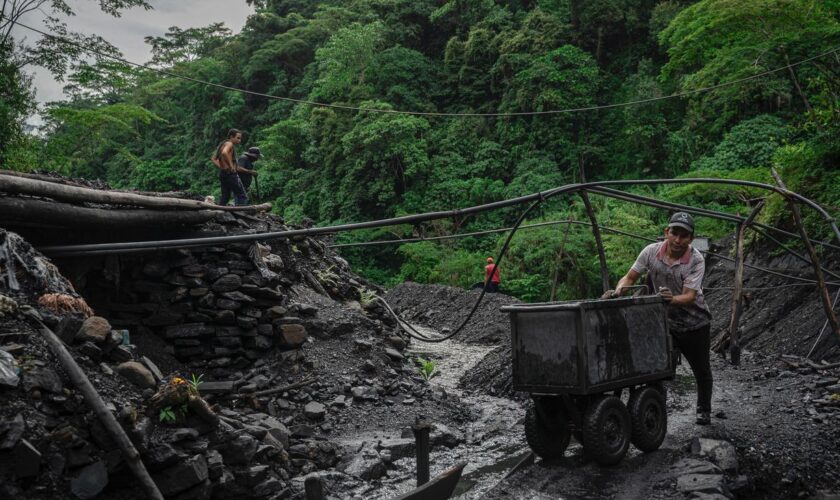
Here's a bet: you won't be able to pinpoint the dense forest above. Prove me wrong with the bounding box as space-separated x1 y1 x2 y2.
2 0 839 300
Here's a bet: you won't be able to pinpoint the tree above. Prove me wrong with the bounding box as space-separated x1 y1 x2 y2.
144 23 232 68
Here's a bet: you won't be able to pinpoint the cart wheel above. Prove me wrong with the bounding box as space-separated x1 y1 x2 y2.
582 395 631 465
524 399 570 459
628 386 667 452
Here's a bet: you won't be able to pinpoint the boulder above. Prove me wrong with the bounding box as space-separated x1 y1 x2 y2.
152 454 208 497
337 443 385 481
12 439 41 478
0 414 25 450
378 438 415 461
691 438 738 473
75 316 111 344
22 368 63 394
70 460 108 499
164 323 213 339
219 433 258 465
115 362 156 389
278 324 307 349
384 348 404 361
304 402 326 421
211 274 242 293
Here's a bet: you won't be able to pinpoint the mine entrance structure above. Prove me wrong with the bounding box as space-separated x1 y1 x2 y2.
503 293 673 465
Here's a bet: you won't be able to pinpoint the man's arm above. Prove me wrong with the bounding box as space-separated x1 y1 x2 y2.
659 286 697 305
615 269 641 295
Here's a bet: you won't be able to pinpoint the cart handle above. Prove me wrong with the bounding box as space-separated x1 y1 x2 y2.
617 285 649 295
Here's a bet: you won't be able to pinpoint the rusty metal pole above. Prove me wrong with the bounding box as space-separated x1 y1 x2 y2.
727 200 764 365
579 170 610 294
412 417 431 487
772 169 840 347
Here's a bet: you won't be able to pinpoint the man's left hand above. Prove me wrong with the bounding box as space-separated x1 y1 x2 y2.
658 287 674 302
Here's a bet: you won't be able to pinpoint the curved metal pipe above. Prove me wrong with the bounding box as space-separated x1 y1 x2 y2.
40 178 840 256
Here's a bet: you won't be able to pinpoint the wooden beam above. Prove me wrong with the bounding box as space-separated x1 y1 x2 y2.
772 169 840 347
726 200 764 365
0 173 271 212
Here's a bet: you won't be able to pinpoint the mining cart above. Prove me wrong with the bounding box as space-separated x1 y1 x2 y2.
501 294 675 465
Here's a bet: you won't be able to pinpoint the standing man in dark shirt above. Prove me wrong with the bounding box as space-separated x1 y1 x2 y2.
603 212 714 425
237 146 263 191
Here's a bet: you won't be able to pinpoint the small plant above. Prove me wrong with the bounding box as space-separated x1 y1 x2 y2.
417 357 438 381
188 373 204 392
159 407 176 423
358 288 377 308
316 265 339 287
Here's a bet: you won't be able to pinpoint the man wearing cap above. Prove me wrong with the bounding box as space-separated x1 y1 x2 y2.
237 146 263 191
603 212 714 425
484 257 501 293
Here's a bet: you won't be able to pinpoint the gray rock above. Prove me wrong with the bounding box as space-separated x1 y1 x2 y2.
304 402 326 421
22 368 63 393
0 414 25 450
222 291 256 303
278 324 308 348
116 362 156 389
216 299 241 311
215 309 236 324
55 314 85 345
338 443 385 480
108 345 135 363
378 438 415 461
254 477 284 498
331 395 348 408
70 460 108 499
206 449 224 479
431 423 464 448
144 443 183 471
384 348 404 361
676 474 730 496
164 323 213 339
152 454 208 497
219 433 258 465
260 417 290 448
140 356 164 382
387 336 407 350
211 274 242 293
265 306 288 319
296 303 319 316
351 386 378 401
75 316 111 344
690 437 738 473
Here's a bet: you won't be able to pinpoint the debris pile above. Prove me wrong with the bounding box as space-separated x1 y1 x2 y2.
0 205 482 500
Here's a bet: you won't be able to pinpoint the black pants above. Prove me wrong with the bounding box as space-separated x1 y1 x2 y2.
485 282 499 293
671 324 713 413
219 172 248 206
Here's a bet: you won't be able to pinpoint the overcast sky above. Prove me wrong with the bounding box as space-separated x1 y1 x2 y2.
11 0 253 122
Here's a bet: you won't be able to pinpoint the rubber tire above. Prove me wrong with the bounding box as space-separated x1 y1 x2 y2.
524 400 571 460
628 386 667 452
582 395 631 466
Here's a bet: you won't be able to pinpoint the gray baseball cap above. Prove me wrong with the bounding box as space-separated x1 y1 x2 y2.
668 212 695 233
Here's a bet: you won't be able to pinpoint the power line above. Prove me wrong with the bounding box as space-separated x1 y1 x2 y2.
10 19 840 118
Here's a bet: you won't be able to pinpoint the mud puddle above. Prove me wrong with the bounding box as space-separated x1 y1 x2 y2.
349 324 529 499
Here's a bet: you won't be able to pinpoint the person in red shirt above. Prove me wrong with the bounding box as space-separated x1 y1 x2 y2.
484 257 501 293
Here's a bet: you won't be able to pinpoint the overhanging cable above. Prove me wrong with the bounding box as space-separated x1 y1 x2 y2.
10 19 840 118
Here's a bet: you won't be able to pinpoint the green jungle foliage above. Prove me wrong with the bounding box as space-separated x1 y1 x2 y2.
3 0 840 301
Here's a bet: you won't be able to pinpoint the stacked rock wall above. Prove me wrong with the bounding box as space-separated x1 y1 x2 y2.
73 235 363 372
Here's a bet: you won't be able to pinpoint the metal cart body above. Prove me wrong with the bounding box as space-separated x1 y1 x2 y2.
502 296 675 464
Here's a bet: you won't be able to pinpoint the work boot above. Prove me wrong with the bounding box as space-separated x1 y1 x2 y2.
695 411 711 425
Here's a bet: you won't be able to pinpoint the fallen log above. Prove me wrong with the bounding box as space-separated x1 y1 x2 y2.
21 307 164 500
0 195 233 228
0 173 271 212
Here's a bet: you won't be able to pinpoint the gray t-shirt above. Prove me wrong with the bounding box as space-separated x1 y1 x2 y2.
631 242 712 332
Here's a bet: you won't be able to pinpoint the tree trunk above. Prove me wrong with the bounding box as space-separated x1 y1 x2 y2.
0 195 233 229
725 200 764 365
